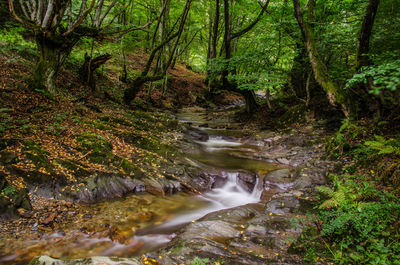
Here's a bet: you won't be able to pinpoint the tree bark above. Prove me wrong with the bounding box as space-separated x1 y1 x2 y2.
79 53 111 93
33 34 74 96
221 0 263 113
293 0 350 117
34 38 60 95
356 0 380 70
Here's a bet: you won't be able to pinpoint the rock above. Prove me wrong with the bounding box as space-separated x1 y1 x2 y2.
70 173 144 203
28 255 141 265
180 220 240 240
263 169 293 184
277 158 290 165
42 212 56 225
265 196 312 215
0 173 32 217
237 171 256 192
184 127 209 142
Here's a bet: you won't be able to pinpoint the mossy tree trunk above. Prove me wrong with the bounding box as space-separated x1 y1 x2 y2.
33 34 77 96
293 0 350 117
33 35 64 96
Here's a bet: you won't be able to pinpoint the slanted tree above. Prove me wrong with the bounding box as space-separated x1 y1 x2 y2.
124 0 193 105
293 0 351 117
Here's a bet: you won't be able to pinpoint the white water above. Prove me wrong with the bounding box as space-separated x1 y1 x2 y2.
156 172 261 229
196 136 242 147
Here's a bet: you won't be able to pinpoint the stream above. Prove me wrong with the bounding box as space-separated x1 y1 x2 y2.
0 108 315 264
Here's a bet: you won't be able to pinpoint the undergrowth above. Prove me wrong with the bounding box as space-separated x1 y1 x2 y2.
293 119 400 264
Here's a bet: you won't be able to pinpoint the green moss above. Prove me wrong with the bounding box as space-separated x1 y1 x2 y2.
76 133 113 164
23 140 54 171
100 116 135 127
55 159 91 178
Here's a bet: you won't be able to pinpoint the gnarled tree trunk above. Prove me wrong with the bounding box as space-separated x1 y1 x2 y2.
33 34 72 96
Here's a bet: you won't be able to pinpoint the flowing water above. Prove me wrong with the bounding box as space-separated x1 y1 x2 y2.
0 109 279 264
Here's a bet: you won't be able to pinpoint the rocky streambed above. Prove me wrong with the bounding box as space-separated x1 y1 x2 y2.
2 107 337 265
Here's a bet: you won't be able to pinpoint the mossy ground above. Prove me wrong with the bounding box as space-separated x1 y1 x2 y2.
0 50 190 206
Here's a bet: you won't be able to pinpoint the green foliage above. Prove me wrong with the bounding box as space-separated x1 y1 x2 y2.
1 185 16 196
190 257 209 265
300 175 400 265
316 177 355 209
0 108 15 135
0 24 36 52
364 135 400 156
346 59 400 95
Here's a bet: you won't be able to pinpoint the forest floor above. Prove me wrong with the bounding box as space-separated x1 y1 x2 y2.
0 48 399 265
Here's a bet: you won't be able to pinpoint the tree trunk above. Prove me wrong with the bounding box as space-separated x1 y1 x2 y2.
265 89 272 110
124 75 164 105
79 53 111 93
356 0 380 70
33 35 63 96
243 90 259 113
221 0 231 90
293 0 350 117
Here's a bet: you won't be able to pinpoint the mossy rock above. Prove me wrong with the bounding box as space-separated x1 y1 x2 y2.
55 159 91 178
76 133 113 164
99 116 135 127
23 140 54 171
124 110 178 133
0 172 32 216
121 131 172 155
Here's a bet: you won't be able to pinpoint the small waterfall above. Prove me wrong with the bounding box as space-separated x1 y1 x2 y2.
156 172 261 229
251 174 264 199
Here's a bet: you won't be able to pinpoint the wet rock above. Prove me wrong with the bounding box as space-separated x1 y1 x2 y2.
184 127 209 142
265 196 312 215
293 174 313 190
180 220 240 240
237 171 256 193
71 173 143 203
277 158 290 165
263 169 293 184
189 171 226 192
28 255 141 265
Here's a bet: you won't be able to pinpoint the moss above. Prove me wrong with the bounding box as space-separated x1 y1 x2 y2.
23 140 54 171
76 133 113 164
55 159 91 178
100 116 135 127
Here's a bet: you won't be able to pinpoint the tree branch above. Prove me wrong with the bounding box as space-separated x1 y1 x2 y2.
230 0 270 40
99 21 153 40
8 0 35 28
63 0 96 36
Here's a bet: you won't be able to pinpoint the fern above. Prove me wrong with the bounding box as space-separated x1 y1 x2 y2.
317 177 355 210
364 135 400 156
